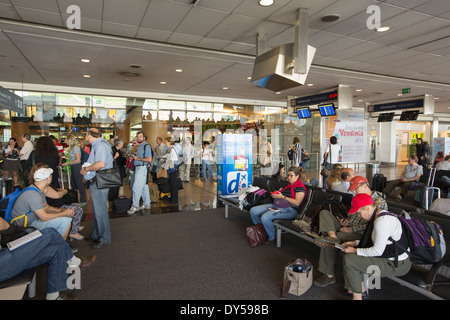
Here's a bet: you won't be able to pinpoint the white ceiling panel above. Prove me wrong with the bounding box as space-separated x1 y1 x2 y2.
0 0 449 114
174 6 228 37
102 0 149 26
140 0 191 31
207 14 260 41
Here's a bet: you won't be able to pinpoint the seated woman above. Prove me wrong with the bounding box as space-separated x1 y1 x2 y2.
340 193 411 300
28 163 84 241
249 166 306 244
326 163 343 190
271 164 286 181
299 167 319 187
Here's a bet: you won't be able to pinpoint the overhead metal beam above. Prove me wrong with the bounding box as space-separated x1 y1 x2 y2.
294 8 309 74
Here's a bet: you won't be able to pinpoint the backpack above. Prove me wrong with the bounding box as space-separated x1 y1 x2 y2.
146 145 161 173
379 212 446 265
242 189 272 211
287 149 294 161
0 186 41 226
371 173 387 192
172 144 184 167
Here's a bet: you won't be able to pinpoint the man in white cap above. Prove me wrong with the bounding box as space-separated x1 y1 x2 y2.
10 167 75 240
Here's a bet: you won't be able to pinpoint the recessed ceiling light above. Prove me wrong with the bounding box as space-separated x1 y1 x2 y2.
80 58 90 63
306 83 314 87
356 89 362 92
259 0 274 6
175 69 183 73
275 92 281 95
247 76 252 80
222 87 229 90
82 74 91 78
160 81 167 85
397 93 403 96
376 26 390 32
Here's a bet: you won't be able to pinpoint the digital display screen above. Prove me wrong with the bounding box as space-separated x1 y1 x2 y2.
377 112 395 122
296 107 311 119
400 110 419 121
318 103 336 116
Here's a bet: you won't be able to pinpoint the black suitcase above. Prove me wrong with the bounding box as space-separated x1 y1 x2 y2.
157 177 171 193
372 174 387 192
112 196 132 214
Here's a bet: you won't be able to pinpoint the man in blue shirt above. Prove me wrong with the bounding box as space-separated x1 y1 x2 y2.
80 128 114 249
128 132 152 214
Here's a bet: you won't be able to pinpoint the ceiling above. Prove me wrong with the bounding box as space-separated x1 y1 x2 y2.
0 0 450 116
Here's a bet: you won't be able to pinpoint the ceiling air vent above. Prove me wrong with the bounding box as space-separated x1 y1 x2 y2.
119 71 141 77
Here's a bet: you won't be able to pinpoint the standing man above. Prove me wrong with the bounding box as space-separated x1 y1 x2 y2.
127 132 152 214
415 138 430 167
80 128 113 249
180 137 194 182
19 133 33 174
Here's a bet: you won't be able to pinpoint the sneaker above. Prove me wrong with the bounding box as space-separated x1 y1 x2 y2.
79 202 87 207
313 274 336 288
395 194 402 202
127 206 140 214
140 205 151 210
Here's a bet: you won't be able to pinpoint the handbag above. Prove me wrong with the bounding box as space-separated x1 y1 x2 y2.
246 224 268 247
320 145 332 178
281 258 313 297
273 198 291 208
112 196 132 214
94 141 122 189
96 168 122 189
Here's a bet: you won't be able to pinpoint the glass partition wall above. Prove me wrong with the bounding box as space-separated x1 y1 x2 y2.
4 90 319 177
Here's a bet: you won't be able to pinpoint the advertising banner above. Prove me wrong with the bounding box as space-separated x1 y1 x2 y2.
321 109 367 163
217 134 253 200
433 137 450 163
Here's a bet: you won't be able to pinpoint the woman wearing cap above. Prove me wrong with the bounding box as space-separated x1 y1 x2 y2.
339 193 411 300
249 166 306 244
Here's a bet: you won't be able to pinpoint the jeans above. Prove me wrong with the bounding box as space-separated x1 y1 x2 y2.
131 166 150 208
249 203 298 241
202 160 213 180
0 228 73 293
89 183 111 244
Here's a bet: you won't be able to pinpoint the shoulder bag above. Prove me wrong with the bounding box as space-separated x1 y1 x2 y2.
94 142 122 189
320 145 332 178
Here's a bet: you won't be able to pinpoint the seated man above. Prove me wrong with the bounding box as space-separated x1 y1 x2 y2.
313 176 388 288
383 155 423 202
0 217 95 300
10 168 75 240
436 155 450 198
331 168 355 194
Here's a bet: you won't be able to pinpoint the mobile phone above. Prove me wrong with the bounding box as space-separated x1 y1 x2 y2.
335 243 345 250
268 207 280 212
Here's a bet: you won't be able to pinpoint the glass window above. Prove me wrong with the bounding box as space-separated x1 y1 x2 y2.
159 100 185 110
143 99 158 111
187 112 212 122
187 101 212 112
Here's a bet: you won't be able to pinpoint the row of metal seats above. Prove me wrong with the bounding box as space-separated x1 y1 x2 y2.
219 175 450 300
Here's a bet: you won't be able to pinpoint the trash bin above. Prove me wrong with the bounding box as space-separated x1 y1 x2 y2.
366 163 380 187
0 178 13 199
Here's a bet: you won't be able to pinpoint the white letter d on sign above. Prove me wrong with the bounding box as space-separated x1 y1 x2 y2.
66 5 81 30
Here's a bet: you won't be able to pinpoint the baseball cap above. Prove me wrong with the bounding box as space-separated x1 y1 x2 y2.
347 176 368 192
34 168 53 181
348 193 374 214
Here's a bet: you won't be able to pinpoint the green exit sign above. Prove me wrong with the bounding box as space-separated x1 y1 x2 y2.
402 88 411 94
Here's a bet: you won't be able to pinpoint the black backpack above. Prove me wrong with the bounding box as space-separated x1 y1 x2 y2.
242 189 273 211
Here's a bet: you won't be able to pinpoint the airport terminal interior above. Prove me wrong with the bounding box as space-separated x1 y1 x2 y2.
0 0 450 302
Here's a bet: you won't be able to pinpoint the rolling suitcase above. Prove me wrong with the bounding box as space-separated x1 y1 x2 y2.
414 168 441 209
